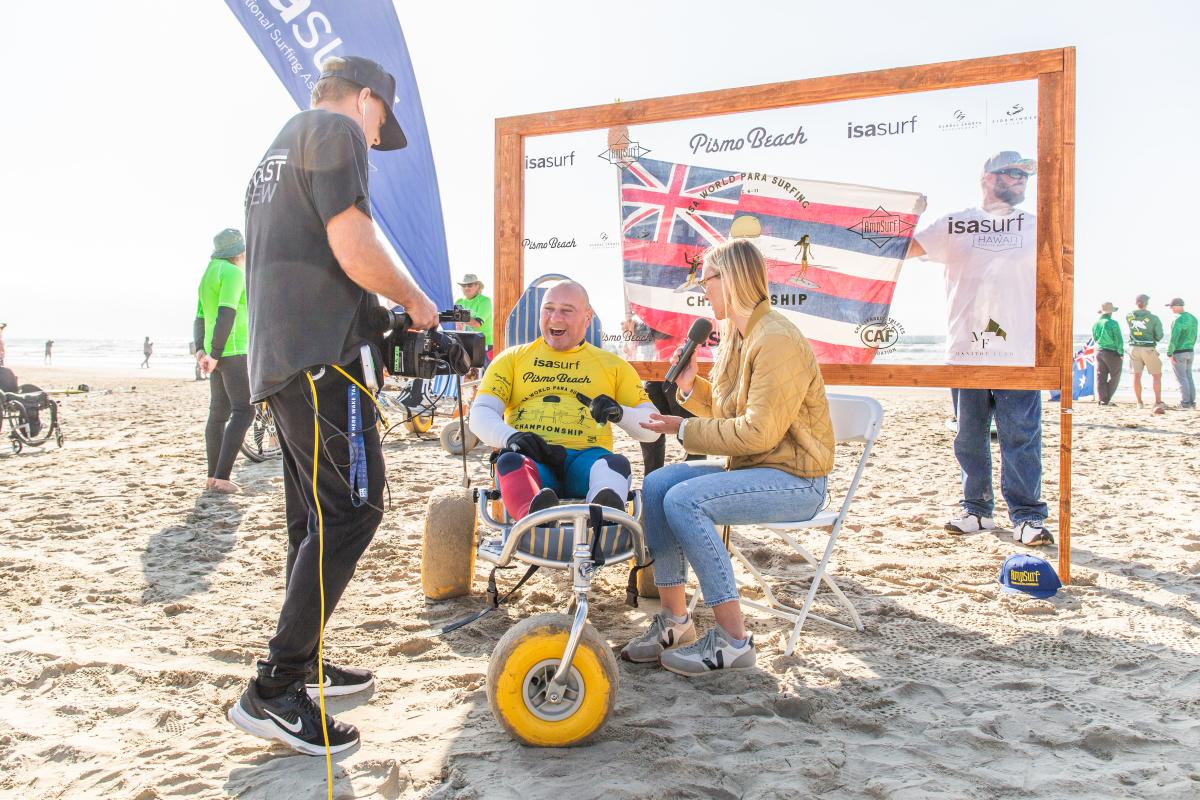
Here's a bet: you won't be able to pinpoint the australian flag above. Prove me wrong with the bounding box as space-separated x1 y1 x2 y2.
1051 338 1096 401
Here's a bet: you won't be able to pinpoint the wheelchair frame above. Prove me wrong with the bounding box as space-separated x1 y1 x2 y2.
474 489 647 700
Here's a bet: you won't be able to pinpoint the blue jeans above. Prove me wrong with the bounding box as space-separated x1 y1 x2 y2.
642 462 828 607
1171 352 1196 406
951 389 1048 525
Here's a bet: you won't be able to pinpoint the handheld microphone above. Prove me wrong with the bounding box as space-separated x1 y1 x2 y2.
664 318 713 387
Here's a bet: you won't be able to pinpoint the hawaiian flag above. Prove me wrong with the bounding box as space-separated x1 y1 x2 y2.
621 156 927 364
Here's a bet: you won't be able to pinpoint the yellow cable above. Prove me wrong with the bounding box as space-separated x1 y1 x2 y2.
330 364 389 429
305 371 333 799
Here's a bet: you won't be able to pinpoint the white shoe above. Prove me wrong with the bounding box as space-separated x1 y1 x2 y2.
945 513 996 534
1014 521 1054 547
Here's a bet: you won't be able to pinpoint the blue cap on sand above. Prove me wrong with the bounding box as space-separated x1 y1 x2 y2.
999 554 1062 599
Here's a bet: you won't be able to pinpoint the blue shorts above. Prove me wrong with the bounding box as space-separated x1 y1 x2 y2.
534 447 611 499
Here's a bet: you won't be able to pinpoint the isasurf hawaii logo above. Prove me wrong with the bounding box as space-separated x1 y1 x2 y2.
855 316 904 352
947 212 1027 252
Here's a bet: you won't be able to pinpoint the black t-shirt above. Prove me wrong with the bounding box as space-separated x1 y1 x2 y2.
244 109 374 401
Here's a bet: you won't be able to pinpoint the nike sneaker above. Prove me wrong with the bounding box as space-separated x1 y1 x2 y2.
305 661 374 698
660 627 756 677
1014 521 1054 547
621 611 697 663
227 679 359 756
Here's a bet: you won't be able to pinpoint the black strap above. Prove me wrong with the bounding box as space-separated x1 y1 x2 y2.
434 564 539 636
626 557 655 608
588 504 607 568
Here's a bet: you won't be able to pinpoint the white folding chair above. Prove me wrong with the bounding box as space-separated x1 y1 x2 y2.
687 394 883 655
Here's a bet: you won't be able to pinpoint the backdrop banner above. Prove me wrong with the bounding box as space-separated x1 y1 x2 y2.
224 0 452 307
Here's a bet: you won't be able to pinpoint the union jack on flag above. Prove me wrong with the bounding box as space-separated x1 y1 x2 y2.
621 156 928 364
1075 338 1096 371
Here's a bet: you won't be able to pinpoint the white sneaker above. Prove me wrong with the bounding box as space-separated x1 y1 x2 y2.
945 513 996 534
1014 521 1054 547
621 611 697 663
660 627 756 677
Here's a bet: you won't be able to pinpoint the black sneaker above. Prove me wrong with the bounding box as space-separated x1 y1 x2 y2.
591 488 625 511
305 661 374 698
227 679 359 756
526 487 560 516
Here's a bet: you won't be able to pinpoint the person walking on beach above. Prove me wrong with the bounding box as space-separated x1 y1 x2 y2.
1166 297 1197 409
1092 302 1123 406
905 151 1052 546
1126 294 1165 413
43 339 53 365
195 229 254 494
141 336 153 369
227 56 437 757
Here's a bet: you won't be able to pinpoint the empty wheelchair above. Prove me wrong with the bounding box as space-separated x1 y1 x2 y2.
3 385 63 454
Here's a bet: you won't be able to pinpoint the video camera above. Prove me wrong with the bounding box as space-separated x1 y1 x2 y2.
367 305 487 379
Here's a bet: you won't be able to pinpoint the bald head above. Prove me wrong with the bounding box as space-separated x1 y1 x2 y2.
540 281 594 351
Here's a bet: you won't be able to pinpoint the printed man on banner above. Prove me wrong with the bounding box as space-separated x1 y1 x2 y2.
906 151 1053 547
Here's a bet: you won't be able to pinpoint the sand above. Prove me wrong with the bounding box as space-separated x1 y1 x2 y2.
1 367 1198 799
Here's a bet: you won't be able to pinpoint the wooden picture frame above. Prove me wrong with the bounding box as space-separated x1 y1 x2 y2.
494 48 1076 580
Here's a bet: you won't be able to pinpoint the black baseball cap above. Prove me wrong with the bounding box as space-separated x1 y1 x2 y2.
319 56 407 151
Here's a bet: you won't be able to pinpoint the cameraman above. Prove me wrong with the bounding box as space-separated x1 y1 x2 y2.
228 55 437 756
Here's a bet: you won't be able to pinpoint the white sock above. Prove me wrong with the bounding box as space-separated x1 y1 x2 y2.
666 610 689 625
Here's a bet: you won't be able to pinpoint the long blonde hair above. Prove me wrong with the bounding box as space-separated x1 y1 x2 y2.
703 238 769 378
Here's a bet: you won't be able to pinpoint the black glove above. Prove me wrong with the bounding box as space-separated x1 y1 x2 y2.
575 391 622 424
505 431 567 472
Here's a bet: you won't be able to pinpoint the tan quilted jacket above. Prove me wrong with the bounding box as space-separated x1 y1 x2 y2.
680 302 834 477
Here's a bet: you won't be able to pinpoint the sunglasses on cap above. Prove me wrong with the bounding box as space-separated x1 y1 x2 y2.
993 168 1030 179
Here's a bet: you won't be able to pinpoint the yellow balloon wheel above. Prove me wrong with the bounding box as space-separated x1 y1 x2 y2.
406 412 434 434
487 613 618 747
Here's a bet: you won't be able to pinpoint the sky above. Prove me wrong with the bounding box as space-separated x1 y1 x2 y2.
2 0 1198 342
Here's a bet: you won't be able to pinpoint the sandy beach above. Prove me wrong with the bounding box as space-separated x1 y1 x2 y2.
1 366 1198 799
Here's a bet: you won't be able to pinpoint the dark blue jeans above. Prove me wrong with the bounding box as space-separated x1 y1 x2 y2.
951 389 1048 525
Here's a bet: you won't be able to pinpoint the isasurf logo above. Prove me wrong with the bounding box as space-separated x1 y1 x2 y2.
526 151 575 169
855 316 904 352
846 115 917 139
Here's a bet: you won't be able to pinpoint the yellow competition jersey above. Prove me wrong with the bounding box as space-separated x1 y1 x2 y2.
478 338 649 451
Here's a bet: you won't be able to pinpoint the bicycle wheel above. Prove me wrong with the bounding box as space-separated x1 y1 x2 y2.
240 404 282 462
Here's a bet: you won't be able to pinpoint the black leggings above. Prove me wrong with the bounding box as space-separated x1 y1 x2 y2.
206 355 254 480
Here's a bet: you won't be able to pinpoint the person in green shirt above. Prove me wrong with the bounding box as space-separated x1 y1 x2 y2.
194 228 253 493
1166 297 1197 408
1092 302 1124 406
454 273 493 362
1126 293 1165 412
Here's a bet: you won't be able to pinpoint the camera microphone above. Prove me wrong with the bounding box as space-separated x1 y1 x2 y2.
664 317 713 388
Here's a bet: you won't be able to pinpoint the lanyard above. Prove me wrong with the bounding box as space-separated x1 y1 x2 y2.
347 384 369 507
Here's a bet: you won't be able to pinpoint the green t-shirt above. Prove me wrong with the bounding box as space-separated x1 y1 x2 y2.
197 258 249 357
455 293 493 346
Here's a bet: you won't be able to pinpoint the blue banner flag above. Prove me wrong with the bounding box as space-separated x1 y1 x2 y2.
224 0 452 307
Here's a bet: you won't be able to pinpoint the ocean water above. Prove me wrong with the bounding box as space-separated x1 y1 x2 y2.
2 335 1191 399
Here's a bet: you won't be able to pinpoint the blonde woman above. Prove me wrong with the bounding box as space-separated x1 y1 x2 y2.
631 238 835 675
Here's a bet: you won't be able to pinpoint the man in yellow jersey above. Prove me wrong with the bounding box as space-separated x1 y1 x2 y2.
469 281 659 519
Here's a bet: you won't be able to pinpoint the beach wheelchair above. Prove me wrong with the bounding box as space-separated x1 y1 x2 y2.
420 272 654 746
421 478 652 747
2 385 63 454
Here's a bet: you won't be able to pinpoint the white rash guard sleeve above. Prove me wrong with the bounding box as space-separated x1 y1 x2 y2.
468 394 517 449
617 402 661 443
